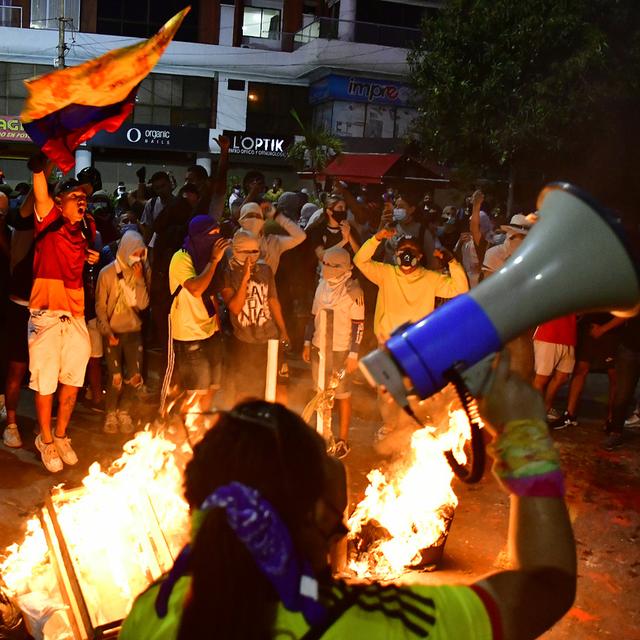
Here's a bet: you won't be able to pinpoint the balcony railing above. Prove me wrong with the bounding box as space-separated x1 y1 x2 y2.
294 17 422 49
0 4 23 28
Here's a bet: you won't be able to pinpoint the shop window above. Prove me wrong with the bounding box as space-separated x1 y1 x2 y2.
242 7 281 39
245 82 310 136
394 107 418 138
30 0 79 29
332 102 365 138
365 104 395 139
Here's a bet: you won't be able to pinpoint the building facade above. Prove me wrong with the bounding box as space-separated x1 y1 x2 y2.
0 0 441 189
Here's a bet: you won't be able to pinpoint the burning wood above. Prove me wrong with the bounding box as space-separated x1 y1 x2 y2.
347 409 471 581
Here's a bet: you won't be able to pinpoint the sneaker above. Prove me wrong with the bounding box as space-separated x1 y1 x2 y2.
550 411 577 430
117 410 134 434
333 439 350 459
35 435 63 473
3 424 22 448
546 408 561 421
624 412 640 428
53 435 78 466
602 432 624 451
103 412 118 434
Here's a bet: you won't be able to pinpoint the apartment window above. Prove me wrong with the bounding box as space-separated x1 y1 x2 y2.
96 0 198 42
30 0 79 29
0 62 50 113
133 73 213 128
242 7 281 39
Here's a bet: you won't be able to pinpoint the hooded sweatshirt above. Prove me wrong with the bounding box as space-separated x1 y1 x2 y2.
95 230 150 336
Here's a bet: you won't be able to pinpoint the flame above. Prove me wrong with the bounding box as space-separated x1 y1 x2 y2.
348 409 472 580
0 427 191 627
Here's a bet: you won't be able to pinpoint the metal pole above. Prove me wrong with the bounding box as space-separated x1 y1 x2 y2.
55 0 66 69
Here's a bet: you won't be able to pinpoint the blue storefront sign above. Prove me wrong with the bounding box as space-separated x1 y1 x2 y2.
309 74 413 107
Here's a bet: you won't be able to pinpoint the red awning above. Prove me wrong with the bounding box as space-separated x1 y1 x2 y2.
322 153 403 184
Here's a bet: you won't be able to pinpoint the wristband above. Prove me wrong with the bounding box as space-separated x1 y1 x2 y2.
490 419 565 498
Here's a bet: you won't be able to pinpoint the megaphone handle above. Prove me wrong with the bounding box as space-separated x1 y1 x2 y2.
444 365 486 484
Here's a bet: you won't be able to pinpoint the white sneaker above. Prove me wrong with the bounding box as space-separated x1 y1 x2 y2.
35 435 63 473
53 435 78 466
3 424 22 448
117 410 134 434
624 412 640 428
104 412 118 434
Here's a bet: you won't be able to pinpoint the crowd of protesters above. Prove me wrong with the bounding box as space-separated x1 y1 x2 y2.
0 142 638 473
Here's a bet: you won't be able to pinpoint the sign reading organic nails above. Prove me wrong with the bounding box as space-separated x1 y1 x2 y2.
224 131 292 158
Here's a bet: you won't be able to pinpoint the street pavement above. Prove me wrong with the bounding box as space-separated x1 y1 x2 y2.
0 367 638 638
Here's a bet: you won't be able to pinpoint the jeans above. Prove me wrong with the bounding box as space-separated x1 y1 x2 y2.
609 344 640 433
104 332 143 413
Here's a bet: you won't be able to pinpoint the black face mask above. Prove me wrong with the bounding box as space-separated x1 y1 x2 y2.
395 250 419 268
331 210 347 223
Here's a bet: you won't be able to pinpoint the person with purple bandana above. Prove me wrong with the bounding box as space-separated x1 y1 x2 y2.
121 349 576 640
162 216 229 414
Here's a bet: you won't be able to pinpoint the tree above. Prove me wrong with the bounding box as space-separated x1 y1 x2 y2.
287 109 342 194
408 0 640 211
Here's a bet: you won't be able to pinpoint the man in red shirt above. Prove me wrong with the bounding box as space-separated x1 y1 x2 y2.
533 315 577 420
28 154 99 472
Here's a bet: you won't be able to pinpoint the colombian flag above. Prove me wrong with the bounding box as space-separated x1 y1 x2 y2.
21 7 190 172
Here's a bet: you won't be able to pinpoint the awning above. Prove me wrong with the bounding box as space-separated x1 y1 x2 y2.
320 152 448 185
322 153 403 184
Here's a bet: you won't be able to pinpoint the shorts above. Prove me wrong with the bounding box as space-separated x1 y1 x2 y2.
576 324 619 370
28 310 91 395
533 340 575 377
6 299 30 364
311 349 351 399
174 332 223 392
87 318 104 358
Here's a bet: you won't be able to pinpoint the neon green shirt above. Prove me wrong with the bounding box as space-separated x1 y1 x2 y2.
119 575 494 639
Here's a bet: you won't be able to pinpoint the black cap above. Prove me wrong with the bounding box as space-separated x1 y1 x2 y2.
54 178 93 198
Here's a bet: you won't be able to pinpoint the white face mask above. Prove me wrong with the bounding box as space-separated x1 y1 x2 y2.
240 217 265 235
393 208 407 223
322 263 350 285
233 250 260 267
128 254 144 266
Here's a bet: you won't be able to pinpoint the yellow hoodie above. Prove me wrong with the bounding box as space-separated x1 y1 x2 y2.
354 237 469 341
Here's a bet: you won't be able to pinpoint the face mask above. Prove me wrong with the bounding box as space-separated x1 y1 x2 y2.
322 264 349 283
331 210 347 223
233 250 260 267
240 217 264 235
393 208 407 223
128 252 145 266
395 250 419 268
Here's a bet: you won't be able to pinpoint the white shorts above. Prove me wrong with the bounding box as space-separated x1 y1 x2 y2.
28 311 91 395
87 317 104 358
534 340 575 377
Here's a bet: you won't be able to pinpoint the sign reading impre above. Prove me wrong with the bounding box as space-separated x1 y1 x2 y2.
225 132 291 158
0 116 32 142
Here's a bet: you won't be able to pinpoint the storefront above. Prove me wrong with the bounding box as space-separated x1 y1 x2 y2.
309 73 418 152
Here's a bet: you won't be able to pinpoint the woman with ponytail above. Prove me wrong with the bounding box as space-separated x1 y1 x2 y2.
121 361 577 640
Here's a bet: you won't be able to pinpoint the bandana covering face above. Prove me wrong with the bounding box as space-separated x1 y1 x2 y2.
318 246 352 306
232 229 261 267
182 215 219 274
240 217 265 236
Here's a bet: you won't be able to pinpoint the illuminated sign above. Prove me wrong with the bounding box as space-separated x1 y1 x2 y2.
0 116 32 142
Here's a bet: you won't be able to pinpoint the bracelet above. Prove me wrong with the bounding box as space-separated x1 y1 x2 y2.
490 419 565 498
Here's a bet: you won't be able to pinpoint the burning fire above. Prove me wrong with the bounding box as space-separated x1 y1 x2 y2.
348 409 472 581
0 428 190 630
